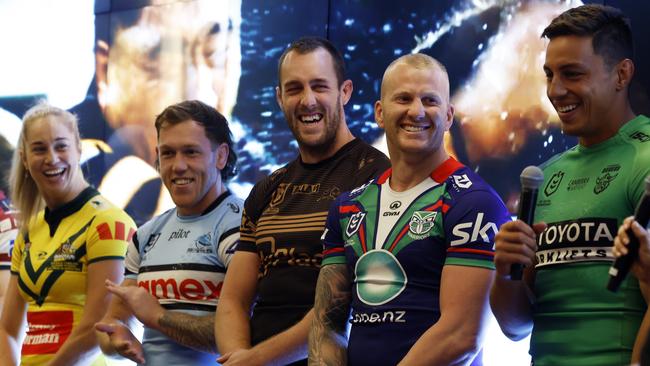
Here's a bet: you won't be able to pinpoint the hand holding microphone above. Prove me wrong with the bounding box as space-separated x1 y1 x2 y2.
608 175 650 292
510 166 545 280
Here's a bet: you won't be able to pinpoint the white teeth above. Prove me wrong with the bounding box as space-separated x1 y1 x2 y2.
300 114 323 123
173 178 192 185
557 104 578 113
402 125 428 132
44 168 64 177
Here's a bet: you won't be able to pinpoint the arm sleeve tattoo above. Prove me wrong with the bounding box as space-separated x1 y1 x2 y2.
309 263 352 366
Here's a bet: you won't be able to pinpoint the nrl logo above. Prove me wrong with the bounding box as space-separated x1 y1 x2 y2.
408 211 438 240
544 171 564 196
346 212 366 238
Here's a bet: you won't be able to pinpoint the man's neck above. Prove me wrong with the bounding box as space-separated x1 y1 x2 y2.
299 129 355 164
579 105 637 147
389 150 449 192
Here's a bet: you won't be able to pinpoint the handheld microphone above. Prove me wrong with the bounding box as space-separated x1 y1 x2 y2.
607 175 650 292
511 166 544 280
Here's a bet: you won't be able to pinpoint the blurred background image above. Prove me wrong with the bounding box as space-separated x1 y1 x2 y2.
1 1 649 364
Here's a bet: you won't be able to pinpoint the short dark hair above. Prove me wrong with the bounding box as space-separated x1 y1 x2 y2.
154 100 237 180
541 4 633 69
277 36 346 88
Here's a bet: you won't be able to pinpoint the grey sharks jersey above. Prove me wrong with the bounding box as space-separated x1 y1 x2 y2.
124 191 242 365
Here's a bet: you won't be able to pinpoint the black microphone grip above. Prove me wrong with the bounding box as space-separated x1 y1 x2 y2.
607 192 650 292
511 187 538 280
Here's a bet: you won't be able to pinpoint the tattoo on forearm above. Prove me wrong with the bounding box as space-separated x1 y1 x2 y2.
309 264 352 366
158 312 217 353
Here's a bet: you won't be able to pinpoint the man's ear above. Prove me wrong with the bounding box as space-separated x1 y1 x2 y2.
616 58 635 92
216 143 229 171
445 103 455 131
95 39 110 108
340 79 354 106
154 147 160 171
275 86 283 109
374 100 385 129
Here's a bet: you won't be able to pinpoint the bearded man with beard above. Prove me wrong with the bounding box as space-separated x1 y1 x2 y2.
215 37 390 366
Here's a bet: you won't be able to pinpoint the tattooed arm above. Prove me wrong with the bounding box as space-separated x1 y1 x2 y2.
157 312 216 352
308 263 352 366
103 280 216 353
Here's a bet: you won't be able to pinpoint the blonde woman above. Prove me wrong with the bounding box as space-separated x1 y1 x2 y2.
0 103 135 366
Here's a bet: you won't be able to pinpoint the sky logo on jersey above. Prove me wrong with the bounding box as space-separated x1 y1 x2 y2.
355 249 407 306
452 174 472 189
408 211 438 240
450 212 497 246
346 212 366 238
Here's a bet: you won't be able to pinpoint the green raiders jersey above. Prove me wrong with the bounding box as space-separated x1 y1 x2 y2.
531 115 650 366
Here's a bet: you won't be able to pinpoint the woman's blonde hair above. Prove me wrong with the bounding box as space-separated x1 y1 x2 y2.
9 102 82 229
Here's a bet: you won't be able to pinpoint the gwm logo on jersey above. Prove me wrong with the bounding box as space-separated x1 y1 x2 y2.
544 171 565 196
594 164 620 194
355 249 407 306
346 212 366 237
408 211 438 240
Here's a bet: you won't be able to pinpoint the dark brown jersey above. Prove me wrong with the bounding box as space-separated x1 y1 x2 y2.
237 138 390 349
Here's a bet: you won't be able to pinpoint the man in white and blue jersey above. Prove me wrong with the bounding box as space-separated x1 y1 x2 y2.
96 100 242 365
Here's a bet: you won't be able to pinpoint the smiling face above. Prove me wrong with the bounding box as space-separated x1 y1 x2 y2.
22 116 86 208
544 35 622 146
375 61 454 162
276 47 353 162
157 119 227 216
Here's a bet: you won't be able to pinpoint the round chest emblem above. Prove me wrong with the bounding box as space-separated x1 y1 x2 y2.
354 249 407 306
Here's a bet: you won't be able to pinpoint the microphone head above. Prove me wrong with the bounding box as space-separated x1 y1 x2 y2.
645 175 650 195
520 166 544 189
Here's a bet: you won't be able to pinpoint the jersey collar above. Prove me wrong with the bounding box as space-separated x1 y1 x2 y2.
376 157 464 185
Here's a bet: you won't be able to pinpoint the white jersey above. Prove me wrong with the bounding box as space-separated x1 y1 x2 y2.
0 195 17 270
125 191 242 365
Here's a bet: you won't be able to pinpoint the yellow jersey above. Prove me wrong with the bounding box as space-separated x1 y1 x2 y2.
10 187 135 365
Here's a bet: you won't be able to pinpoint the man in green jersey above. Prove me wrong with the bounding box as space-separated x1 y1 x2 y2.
491 4 650 366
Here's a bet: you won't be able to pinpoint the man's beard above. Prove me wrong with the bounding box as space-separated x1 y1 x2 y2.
289 96 343 159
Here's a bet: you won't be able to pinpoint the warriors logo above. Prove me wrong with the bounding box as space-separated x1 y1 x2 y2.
408 211 438 240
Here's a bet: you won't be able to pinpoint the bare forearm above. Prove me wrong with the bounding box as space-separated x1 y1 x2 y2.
253 309 313 365
399 323 481 366
0 329 20 365
490 277 534 340
154 311 216 353
47 323 100 366
309 264 352 366
215 300 252 353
